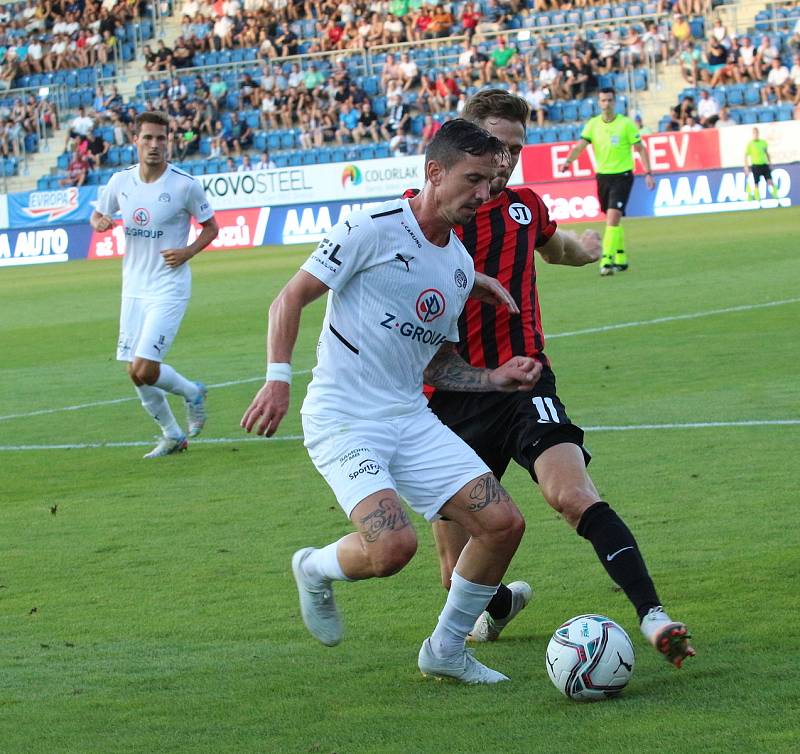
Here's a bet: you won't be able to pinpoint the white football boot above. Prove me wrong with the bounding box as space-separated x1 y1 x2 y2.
291 547 343 647
185 382 208 438
143 434 188 459
418 638 509 684
468 581 533 642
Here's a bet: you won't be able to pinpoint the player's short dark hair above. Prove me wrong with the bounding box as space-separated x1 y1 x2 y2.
425 119 508 170
598 87 616 97
135 111 170 133
462 88 530 129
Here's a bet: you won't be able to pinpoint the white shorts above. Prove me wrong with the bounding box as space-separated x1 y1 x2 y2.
117 297 187 363
302 409 491 521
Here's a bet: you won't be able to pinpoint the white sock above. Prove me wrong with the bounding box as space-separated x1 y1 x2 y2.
302 539 352 585
136 384 183 439
429 571 498 659
155 364 200 401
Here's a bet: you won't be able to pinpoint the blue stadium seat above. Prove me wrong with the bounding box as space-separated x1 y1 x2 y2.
725 85 744 106
525 127 543 144
280 131 295 150
375 143 390 158
562 101 579 122
776 103 793 121
744 85 761 105
740 109 758 124
756 106 776 123
541 126 560 143
579 99 597 119
547 102 563 123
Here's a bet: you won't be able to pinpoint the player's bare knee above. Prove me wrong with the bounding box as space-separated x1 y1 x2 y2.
545 487 595 528
480 505 525 549
368 531 418 577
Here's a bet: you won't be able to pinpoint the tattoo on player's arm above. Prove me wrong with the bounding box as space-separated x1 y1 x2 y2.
423 347 491 392
359 498 411 543
466 474 511 513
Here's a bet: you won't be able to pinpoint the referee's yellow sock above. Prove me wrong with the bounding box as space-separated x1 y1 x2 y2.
601 226 618 269
613 226 627 269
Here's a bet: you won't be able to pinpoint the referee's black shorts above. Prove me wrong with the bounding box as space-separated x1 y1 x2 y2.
751 164 772 182
428 366 591 483
596 171 635 215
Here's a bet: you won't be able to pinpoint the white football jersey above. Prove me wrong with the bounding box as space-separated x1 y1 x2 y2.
97 164 214 301
300 198 475 420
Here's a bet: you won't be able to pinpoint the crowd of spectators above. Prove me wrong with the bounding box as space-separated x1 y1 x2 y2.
665 14 800 132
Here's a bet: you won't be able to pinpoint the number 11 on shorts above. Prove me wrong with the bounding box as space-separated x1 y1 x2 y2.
532 396 560 423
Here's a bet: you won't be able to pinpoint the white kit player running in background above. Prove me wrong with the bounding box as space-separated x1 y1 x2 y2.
91 111 219 458
242 120 544 684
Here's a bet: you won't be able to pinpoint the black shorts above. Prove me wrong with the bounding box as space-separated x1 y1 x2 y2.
751 164 772 182
428 365 591 483
596 171 634 215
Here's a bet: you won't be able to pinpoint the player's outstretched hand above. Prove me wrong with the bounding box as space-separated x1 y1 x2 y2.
489 356 542 392
645 174 656 190
161 247 194 268
241 381 290 437
579 229 602 261
470 272 520 314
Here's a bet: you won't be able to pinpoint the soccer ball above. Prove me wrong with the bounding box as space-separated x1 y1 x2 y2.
545 614 635 701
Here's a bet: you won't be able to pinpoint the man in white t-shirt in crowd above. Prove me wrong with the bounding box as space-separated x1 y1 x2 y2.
91 112 219 458
696 88 720 126
241 120 542 684
761 57 792 104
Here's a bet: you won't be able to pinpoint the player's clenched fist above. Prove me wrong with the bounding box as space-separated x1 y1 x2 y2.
488 356 542 392
241 380 290 437
91 213 114 232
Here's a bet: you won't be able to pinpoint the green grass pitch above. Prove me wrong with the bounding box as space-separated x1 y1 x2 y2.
1 208 798 753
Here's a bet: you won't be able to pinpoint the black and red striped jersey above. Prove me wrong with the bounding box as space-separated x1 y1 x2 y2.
455 187 557 369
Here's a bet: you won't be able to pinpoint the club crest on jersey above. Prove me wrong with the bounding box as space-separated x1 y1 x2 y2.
454 268 468 289
158 193 171 203
416 289 446 323
133 207 151 226
508 202 532 225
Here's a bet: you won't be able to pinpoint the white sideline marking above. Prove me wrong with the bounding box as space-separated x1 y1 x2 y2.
1 297 797 423
548 297 800 339
0 420 797 452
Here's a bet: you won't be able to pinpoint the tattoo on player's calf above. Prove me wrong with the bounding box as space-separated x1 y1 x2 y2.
359 498 411 542
466 475 510 512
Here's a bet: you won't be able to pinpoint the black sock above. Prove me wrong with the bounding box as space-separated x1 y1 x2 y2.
577 501 661 622
486 583 512 620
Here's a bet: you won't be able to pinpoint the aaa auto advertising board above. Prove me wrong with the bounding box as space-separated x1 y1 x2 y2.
528 163 798 223
0 222 93 267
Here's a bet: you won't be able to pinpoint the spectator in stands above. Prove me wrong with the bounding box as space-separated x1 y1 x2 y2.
670 14 692 54
85 128 109 167
715 107 736 128
255 150 276 169
275 24 299 57
417 73 441 113
598 29 621 73
536 58 561 99
65 106 94 149
143 44 158 72
737 36 758 82
176 118 199 160
380 93 411 142
681 115 702 132
710 17 731 50
487 37 519 83
213 13 235 50
562 55 595 100
398 52 419 91
304 63 326 92
154 40 173 72
427 4 454 39
434 71 461 111
669 95 696 130
380 53 401 91
571 32 598 71
410 4 433 42
679 41 704 85
209 73 228 112
238 153 253 172
229 111 253 156
696 89 720 127
710 40 742 87
459 2 481 41
352 100 381 143
173 37 195 69
620 26 644 67
383 13 406 44
477 0 508 34
168 77 189 101
762 58 792 104
225 156 236 172
60 153 88 187
523 79 549 127
643 21 669 63
0 119 19 158
416 114 441 154
260 88 278 130
457 41 490 87
705 37 727 82
335 101 360 144
790 55 800 105
634 114 653 135
756 36 780 80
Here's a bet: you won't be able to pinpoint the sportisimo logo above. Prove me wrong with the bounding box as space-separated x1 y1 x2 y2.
341 165 362 187
416 289 446 323
348 458 381 480
133 207 151 226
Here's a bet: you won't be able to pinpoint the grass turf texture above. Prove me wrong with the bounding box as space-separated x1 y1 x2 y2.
1 209 798 753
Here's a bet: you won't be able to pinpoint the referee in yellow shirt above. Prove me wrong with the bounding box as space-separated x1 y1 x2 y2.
562 88 655 276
